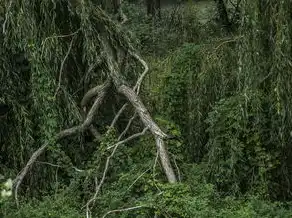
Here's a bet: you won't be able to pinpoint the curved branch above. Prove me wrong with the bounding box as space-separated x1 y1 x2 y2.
13 79 111 206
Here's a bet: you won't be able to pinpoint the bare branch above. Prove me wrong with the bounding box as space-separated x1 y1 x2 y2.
126 168 151 191
155 136 176 183
117 112 137 141
57 79 111 138
109 51 149 130
118 85 167 138
54 36 75 97
131 52 149 94
14 142 48 207
110 103 128 128
13 79 111 206
85 128 148 215
107 127 148 150
35 161 85 172
81 83 108 108
41 29 80 56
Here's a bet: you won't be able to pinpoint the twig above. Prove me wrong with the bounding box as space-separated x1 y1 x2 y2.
54 36 75 97
117 112 137 141
110 103 128 128
41 29 80 56
84 128 148 215
107 127 148 150
36 161 85 172
214 35 243 51
102 205 147 218
126 168 151 191
172 157 181 182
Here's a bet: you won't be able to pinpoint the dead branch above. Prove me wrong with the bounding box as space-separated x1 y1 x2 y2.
14 142 48 206
35 161 85 172
110 103 128 128
154 136 176 183
126 168 151 191
81 82 108 108
13 79 111 206
109 51 149 130
131 51 149 94
118 85 167 138
54 36 75 97
57 79 111 138
117 112 137 141
85 127 148 215
100 32 177 183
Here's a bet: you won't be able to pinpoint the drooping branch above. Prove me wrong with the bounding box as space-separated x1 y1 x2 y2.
13 79 111 206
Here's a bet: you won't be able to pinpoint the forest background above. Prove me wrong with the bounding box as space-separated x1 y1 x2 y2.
1 0 292 217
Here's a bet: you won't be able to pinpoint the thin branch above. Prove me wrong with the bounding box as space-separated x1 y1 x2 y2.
102 205 147 218
85 128 148 215
131 52 149 94
41 29 80 56
35 161 85 172
172 156 181 182
107 127 148 150
54 36 75 97
117 112 137 141
126 168 151 191
110 103 128 128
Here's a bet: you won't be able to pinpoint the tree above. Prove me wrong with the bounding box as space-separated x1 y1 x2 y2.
0 0 176 210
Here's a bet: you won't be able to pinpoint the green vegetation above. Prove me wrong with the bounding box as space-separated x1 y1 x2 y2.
1 0 292 217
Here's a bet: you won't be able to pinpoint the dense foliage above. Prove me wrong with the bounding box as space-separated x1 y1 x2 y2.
1 0 292 217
